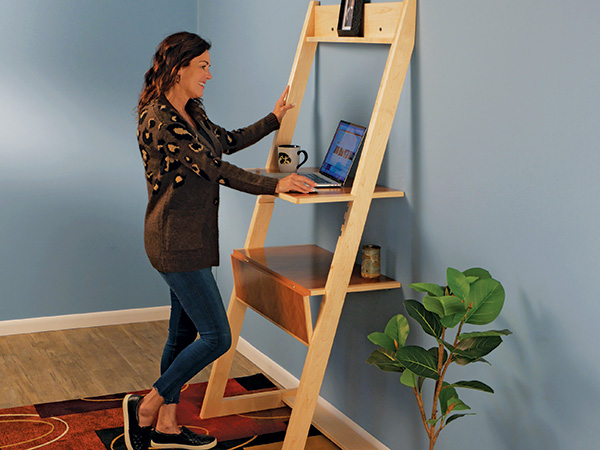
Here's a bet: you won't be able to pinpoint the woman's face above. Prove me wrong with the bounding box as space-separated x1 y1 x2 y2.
178 51 212 99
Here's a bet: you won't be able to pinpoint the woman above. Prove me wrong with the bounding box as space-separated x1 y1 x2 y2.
123 32 316 450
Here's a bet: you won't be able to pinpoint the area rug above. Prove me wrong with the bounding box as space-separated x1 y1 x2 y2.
0 374 330 449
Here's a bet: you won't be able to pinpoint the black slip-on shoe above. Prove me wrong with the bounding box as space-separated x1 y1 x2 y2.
150 426 217 449
122 394 152 450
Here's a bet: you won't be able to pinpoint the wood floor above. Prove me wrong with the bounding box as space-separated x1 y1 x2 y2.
0 320 262 409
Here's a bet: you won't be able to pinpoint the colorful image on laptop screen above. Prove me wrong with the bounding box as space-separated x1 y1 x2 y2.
320 121 367 183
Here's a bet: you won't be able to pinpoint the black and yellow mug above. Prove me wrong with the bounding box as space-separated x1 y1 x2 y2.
278 145 308 173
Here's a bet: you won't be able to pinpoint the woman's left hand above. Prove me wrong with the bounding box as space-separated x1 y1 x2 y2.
273 86 295 123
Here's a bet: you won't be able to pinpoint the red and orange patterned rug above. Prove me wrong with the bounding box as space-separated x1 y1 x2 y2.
0 374 329 449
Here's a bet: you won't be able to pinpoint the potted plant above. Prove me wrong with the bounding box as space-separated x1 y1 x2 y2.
367 267 511 450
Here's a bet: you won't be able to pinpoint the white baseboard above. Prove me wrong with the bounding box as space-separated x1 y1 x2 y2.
0 308 387 450
0 306 170 336
237 338 390 450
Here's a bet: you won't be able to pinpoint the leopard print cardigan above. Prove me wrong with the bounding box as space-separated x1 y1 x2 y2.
137 95 279 272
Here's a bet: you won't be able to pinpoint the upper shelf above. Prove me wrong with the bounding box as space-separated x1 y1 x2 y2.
247 168 405 204
307 3 404 44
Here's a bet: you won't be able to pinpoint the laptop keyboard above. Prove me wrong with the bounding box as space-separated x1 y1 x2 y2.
303 173 333 184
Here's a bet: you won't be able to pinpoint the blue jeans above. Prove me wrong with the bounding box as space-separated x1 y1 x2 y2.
154 268 231 404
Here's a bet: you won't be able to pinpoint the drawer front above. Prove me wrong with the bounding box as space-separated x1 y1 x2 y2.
231 254 313 346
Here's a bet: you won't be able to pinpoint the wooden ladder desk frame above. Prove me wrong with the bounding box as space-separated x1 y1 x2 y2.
200 2 416 449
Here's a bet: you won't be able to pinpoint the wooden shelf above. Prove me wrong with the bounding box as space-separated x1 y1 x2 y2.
278 185 404 204
307 3 403 44
233 245 401 297
247 168 405 204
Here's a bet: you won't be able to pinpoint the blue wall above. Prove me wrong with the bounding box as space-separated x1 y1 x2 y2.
2 0 599 449
0 1 200 319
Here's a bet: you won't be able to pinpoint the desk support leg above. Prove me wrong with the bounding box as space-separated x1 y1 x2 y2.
200 294 247 418
202 195 275 418
281 290 347 450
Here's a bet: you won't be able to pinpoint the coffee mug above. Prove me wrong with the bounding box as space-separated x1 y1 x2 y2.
278 145 308 173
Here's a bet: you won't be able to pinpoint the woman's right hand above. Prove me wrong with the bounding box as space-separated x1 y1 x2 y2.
273 86 295 123
275 173 317 194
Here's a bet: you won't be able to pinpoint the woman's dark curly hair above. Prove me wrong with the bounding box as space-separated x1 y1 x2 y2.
137 32 211 114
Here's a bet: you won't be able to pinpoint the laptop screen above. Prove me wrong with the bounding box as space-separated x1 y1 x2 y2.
319 121 367 183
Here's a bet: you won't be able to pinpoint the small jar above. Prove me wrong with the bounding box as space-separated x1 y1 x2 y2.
361 245 381 279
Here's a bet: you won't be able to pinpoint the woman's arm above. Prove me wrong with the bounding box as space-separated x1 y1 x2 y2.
140 101 277 195
196 86 295 156
141 100 315 195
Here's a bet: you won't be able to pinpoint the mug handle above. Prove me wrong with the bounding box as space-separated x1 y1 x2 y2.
296 150 308 169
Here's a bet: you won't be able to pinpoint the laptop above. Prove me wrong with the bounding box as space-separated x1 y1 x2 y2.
299 120 367 188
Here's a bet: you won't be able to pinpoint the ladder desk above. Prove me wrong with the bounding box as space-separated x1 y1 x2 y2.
201 2 416 449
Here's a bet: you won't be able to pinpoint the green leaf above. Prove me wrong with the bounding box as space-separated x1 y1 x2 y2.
440 340 495 365
422 296 444 317
465 276 479 284
440 313 464 329
447 267 470 300
400 369 418 388
367 332 397 352
447 397 471 412
445 413 476 425
441 296 468 316
384 314 410 348
445 380 494 393
409 282 444 297
454 356 490 366
454 336 503 359
423 295 467 319
396 346 439 380
438 383 457 415
366 349 404 373
463 267 491 280
465 279 505 325
404 299 443 338
427 417 441 426
458 329 512 341
427 346 448 368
